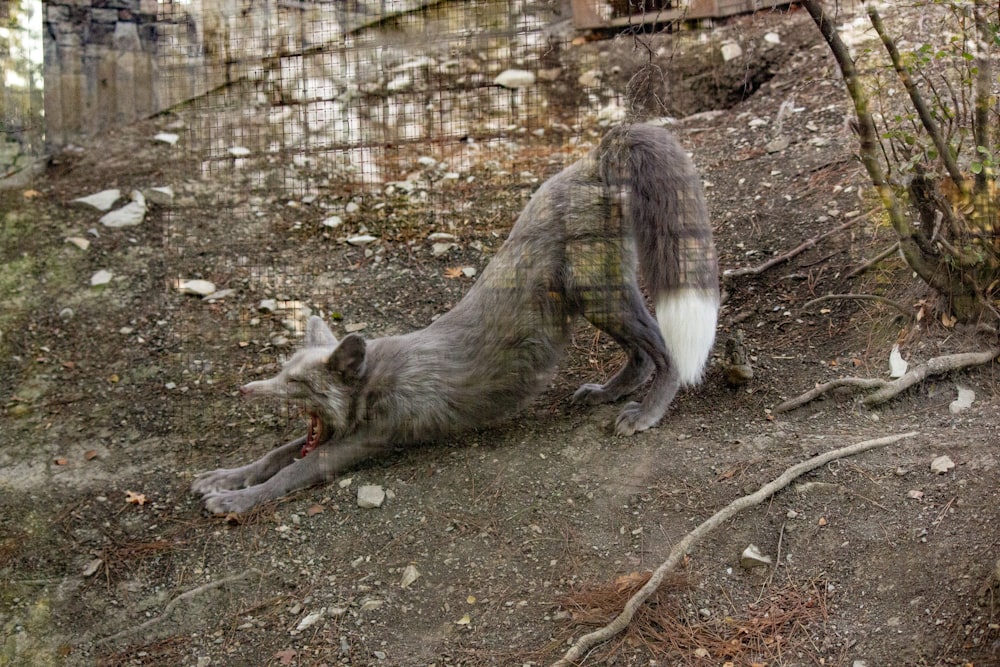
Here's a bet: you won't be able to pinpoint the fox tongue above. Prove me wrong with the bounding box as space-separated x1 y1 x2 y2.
302 412 323 457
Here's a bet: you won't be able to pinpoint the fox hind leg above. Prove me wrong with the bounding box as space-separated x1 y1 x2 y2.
573 284 679 435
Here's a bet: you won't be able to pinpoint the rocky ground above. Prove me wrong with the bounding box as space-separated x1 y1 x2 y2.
2 4 1000 667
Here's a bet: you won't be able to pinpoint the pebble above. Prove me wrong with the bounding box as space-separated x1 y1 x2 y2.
949 386 975 414
321 215 343 228
930 455 955 474
204 289 236 302
59 307 74 321
228 146 251 157
344 322 367 333
100 191 147 228
153 132 179 145
357 485 386 508
432 242 455 257
345 202 360 214
577 69 601 88
721 42 743 61
764 32 781 44
90 269 113 287
258 299 277 313
66 236 90 250
71 188 120 212
347 234 378 246
493 69 536 89
143 186 174 206
296 609 324 632
740 544 773 569
176 279 217 297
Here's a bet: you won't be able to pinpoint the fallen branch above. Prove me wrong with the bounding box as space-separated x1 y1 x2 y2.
844 242 900 279
550 432 919 667
774 348 999 412
96 569 264 646
723 216 862 281
863 348 998 406
801 293 915 319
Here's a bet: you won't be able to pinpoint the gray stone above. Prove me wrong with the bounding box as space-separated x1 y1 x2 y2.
357 485 386 508
100 191 146 228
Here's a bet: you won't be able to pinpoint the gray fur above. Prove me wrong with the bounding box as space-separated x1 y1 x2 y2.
192 123 719 514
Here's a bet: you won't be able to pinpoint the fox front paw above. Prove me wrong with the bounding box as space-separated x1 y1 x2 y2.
201 487 267 515
614 401 659 436
191 467 253 495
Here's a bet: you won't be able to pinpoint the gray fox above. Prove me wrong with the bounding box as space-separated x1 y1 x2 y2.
192 123 719 514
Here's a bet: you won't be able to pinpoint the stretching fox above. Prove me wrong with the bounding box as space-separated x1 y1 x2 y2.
193 123 719 514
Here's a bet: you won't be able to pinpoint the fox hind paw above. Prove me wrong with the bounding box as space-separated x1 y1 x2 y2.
614 401 659 436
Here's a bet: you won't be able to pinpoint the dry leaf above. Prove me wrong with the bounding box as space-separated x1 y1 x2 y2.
455 613 471 625
400 564 420 589
22 189 42 199
694 647 711 658
817 516 827 526
125 490 147 506
614 571 649 592
306 504 324 516
54 458 68 466
444 267 463 279
274 649 297 666
941 311 957 328
84 450 98 461
716 468 736 481
108 374 120 383
466 595 476 604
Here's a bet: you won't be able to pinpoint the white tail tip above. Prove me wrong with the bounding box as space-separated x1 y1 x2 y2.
655 288 719 387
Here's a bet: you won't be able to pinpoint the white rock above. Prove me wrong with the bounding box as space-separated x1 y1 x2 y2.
154 132 179 145
100 191 147 228
357 485 386 508
721 42 743 62
427 232 457 241
72 188 120 212
82 558 103 577
949 386 975 414
296 609 324 632
740 544 773 569
344 322 366 333
930 455 955 474
889 344 908 378
764 32 782 45
321 215 343 228
176 279 217 297
577 69 602 88
493 69 536 89
417 156 438 168
204 289 236 302
59 307 74 321
347 235 378 246
229 146 251 157
461 267 477 278
387 74 412 91
144 186 174 206
258 299 277 313
345 202 360 214
765 136 789 153
400 564 420 589
90 269 113 287
431 242 455 257
66 237 91 250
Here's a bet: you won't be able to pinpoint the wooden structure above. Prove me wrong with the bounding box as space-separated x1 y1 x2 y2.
571 0 795 30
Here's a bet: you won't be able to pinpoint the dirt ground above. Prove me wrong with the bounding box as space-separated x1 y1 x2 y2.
3 5 1000 667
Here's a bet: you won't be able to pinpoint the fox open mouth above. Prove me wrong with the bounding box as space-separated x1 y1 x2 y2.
302 411 326 457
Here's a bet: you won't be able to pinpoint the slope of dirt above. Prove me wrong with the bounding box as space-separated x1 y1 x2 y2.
2 6 999 667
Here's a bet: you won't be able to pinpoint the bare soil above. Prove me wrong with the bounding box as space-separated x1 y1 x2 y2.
2 6 1000 667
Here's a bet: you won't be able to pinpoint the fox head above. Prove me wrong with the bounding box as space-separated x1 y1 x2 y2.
240 316 366 441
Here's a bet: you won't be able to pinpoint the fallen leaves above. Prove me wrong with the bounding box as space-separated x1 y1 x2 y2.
125 490 148 506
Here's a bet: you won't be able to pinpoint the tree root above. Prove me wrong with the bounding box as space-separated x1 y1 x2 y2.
802 293 915 320
96 569 264 646
550 432 919 667
723 215 863 281
774 348 999 413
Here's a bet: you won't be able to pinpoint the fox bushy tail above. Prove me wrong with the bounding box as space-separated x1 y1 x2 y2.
599 124 720 386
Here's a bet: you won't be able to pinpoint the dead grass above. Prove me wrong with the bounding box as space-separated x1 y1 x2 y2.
551 570 830 666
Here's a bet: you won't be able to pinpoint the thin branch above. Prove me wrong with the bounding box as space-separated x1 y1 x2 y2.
866 3 967 194
802 293 916 319
844 242 900 279
723 216 861 280
774 377 889 413
96 569 264 646
551 432 920 667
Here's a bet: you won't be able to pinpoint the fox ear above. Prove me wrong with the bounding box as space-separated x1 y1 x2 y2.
305 316 337 347
328 333 365 379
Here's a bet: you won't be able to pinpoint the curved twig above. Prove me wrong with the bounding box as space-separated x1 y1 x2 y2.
802 293 915 319
96 569 264 646
551 432 919 666
863 348 998 405
774 377 888 413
